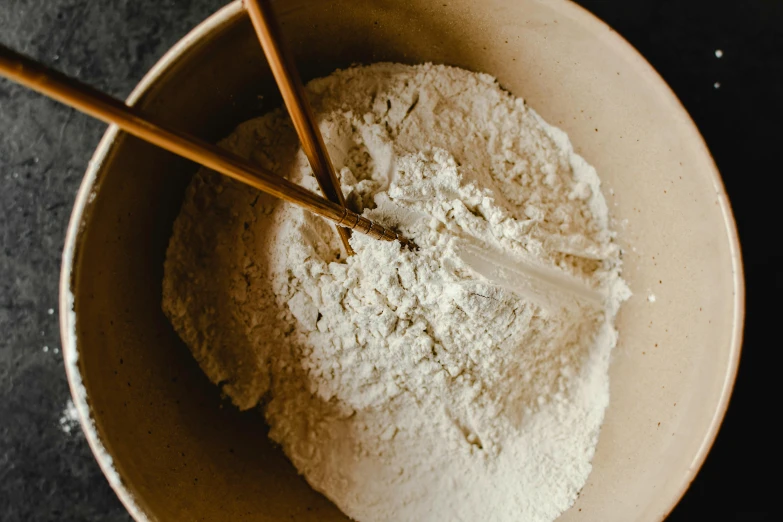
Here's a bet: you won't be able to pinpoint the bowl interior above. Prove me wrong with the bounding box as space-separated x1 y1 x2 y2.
63 1 742 521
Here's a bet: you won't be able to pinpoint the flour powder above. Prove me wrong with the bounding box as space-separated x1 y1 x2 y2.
162 63 630 522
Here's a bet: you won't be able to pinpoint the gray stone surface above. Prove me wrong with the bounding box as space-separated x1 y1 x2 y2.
0 1 778 521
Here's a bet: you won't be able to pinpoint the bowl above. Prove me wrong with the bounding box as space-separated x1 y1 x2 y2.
60 1 744 520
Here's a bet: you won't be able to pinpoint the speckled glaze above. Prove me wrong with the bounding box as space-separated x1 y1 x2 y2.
60 1 744 521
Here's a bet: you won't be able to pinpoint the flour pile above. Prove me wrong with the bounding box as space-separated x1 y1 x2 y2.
162 63 630 522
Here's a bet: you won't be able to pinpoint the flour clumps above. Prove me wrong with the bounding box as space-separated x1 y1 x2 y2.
162 63 630 522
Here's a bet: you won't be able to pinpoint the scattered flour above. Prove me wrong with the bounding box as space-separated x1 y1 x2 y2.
59 399 80 435
162 63 629 522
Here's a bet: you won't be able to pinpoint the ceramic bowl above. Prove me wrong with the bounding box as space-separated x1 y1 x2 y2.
60 1 744 520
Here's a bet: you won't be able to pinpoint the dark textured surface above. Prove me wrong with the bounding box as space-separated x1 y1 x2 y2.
0 1 778 521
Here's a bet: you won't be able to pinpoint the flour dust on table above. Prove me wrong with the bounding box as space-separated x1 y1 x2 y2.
162 63 630 522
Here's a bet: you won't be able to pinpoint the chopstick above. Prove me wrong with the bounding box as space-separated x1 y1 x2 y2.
245 0 354 255
0 44 411 247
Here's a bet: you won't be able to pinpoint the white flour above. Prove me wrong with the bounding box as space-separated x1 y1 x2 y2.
59 399 80 435
162 63 629 522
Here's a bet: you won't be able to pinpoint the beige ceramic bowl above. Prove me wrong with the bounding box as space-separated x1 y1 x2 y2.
60 1 744 520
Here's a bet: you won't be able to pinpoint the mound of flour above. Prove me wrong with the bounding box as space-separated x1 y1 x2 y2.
162 63 629 522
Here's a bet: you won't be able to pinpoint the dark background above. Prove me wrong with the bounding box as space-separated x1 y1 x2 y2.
0 0 779 520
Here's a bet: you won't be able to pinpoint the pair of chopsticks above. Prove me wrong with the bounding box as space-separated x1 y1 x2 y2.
0 0 411 250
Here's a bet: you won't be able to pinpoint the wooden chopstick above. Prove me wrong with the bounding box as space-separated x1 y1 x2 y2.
245 0 354 255
0 44 411 247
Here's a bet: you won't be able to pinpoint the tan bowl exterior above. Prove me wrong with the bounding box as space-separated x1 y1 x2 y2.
60 1 744 521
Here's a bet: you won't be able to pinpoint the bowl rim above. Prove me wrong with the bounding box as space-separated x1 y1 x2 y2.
59 1 745 521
